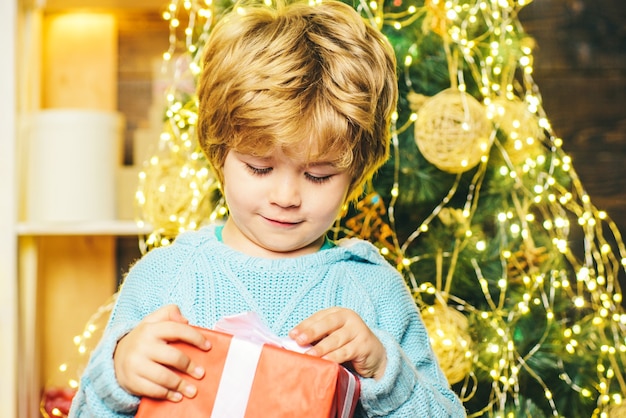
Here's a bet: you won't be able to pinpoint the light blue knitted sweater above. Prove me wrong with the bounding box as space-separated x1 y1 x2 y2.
69 224 465 417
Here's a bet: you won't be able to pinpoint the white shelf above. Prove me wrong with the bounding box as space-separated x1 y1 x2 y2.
43 0 163 11
16 220 152 236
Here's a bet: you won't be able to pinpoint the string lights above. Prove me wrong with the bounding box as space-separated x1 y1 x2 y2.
135 0 222 250
134 0 626 416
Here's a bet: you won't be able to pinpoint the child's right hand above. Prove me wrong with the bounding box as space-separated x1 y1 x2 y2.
113 304 211 402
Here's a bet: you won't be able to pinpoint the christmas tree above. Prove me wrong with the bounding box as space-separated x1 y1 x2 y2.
130 0 626 416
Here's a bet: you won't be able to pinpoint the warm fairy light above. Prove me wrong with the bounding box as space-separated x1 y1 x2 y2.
121 1 626 418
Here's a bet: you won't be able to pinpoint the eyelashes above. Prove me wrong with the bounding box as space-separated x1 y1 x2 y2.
245 164 332 184
246 164 272 176
305 173 332 184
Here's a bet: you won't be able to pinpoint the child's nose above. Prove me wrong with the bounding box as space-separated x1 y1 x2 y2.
269 176 301 208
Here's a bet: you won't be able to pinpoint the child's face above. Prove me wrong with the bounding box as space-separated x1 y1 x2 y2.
220 146 351 258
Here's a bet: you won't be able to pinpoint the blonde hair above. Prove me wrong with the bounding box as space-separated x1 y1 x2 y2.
196 0 398 201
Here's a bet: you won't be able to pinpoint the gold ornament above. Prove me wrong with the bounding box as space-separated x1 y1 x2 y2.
608 403 626 418
488 97 545 165
344 192 400 261
506 243 549 282
423 0 449 37
414 88 493 173
137 155 219 249
421 299 473 384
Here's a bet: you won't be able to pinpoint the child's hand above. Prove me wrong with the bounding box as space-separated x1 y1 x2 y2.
113 304 211 402
289 307 387 380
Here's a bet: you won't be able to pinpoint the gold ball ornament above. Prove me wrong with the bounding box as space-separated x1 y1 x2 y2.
608 403 626 418
136 155 219 247
421 300 473 384
487 97 545 165
414 88 493 173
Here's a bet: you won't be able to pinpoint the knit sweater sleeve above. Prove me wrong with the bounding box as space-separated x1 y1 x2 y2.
359 323 466 417
67 321 139 418
339 241 466 417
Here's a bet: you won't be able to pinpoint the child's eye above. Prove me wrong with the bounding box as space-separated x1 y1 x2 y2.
305 172 332 184
246 164 272 176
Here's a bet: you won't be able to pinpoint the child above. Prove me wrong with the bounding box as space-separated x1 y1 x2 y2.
69 0 465 416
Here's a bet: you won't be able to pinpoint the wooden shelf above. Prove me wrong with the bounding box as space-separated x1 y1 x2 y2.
16 220 152 236
42 0 163 12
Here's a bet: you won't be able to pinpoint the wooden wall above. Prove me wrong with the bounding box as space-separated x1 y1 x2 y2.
520 0 626 231
117 11 168 165
519 0 626 293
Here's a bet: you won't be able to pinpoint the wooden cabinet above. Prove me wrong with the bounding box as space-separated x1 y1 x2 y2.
1 2 18 417
5 1 166 416
17 225 148 417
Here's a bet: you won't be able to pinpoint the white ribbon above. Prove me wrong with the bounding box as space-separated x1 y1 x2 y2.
211 312 306 417
210 336 263 418
339 368 359 418
214 311 309 353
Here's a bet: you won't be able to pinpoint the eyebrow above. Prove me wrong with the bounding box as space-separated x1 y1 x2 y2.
240 150 342 169
307 161 338 167
303 159 347 172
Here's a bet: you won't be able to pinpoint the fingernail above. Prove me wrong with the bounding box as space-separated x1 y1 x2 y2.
170 392 183 402
203 339 211 350
183 384 197 398
193 366 205 379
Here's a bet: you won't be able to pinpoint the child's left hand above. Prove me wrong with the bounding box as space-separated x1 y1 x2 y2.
289 307 387 380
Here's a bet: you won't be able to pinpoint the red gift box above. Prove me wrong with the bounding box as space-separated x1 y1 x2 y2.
136 326 360 418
